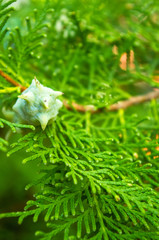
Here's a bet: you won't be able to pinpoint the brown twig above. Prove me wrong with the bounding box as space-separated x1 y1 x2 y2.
63 100 98 113
63 89 159 112
0 70 26 92
109 89 159 111
1 69 159 112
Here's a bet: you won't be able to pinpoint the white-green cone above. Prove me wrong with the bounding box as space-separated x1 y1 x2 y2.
13 78 63 130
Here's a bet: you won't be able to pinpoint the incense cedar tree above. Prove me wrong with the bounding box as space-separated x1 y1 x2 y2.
0 1 159 240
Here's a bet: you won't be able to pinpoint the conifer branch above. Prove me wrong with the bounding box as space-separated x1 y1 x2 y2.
0 70 26 92
1 1 159 239
64 89 159 112
109 89 159 111
63 99 97 113
1 69 159 112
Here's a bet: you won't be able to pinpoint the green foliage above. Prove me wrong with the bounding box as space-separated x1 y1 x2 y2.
1 0 159 240
0 0 15 42
0 117 35 151
0 136 8 151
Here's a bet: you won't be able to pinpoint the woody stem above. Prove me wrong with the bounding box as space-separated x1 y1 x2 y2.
1 69 159 112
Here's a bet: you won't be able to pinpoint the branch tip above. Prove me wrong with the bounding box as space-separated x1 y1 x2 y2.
1 69 159 112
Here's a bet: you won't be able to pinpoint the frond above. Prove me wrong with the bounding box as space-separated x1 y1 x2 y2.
0 0 15 42
1 111 159 239
1 1 159 239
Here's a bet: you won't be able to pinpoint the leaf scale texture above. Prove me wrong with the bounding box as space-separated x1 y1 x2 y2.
0 0 159 240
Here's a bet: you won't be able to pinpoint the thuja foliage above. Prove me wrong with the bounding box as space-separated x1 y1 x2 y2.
1 0 159 240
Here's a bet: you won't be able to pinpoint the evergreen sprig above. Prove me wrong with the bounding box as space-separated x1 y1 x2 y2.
0 117 35 151
0 0 52 87
1 111 159 239
0 0 15 42
1 0 159 240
